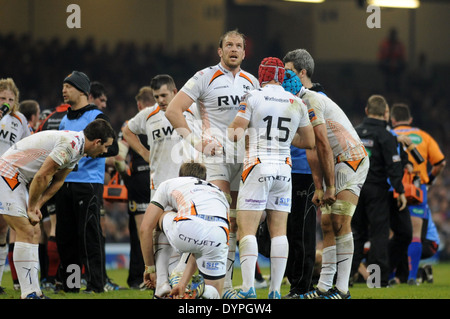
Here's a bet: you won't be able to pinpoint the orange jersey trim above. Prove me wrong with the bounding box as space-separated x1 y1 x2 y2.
11 113 23 125
220 226 230 245
2 172 20 191
174 201 198 222
241 158 261 183
344 158 365 172
239 73 254 86
146 106 161 120
285 157 292 167
208 70 225 86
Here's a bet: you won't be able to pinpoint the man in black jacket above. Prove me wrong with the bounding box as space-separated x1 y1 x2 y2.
56 71 118 293
351 95 407 287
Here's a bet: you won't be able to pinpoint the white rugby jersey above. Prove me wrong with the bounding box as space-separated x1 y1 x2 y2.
181 63 259 161
300 88 366 162
0 130 85 185
127 104 197 190
151 176 229 222
236 84 310 166
0 112 32 155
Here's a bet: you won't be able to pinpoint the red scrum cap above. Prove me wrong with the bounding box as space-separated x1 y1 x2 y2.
258 57 285 86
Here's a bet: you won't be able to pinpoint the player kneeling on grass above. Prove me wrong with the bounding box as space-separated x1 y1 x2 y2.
140 162 230 299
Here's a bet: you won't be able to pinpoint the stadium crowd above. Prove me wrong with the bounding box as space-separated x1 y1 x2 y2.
0 30 449 298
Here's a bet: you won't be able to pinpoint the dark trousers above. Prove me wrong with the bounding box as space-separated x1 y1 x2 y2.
56 182 105 292
127 212 145 288
351 183 391 287
285 173 316 294
388 192 412 280
124 172 149 288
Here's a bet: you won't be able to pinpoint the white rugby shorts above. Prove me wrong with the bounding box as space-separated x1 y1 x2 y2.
237 162 292 212
334 156 369 197
0 176 28 218
162 212 229 279
205 162 243 192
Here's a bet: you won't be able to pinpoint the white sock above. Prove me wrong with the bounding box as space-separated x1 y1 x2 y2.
223 232 237 289
171 253 189 275
317 245 336 292
0 244 7 286
154 231 173 287
239 235 258 292
168 252 180 275
14 242 41 298
202 285 220 299
269 235 288 295
335 232 354 293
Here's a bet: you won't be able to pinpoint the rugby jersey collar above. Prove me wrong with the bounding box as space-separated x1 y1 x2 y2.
217 63 242 77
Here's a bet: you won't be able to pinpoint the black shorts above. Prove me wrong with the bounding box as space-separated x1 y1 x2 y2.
127 173 150 216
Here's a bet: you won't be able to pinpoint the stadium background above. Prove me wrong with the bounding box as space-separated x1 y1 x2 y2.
0 0 449 268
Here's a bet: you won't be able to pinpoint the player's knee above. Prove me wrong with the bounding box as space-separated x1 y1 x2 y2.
329 200 356 217
320 217 334 234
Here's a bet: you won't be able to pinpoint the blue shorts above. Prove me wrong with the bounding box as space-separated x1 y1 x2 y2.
408 184 429 219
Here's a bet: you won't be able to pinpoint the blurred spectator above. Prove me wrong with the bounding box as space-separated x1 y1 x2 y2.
378 28 406 94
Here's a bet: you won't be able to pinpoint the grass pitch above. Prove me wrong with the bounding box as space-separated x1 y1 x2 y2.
1 262 449 300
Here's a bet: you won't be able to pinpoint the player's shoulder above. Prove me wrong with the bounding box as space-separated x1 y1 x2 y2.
302 88 325 101
194 64 221 80
415 127 432 139
300 88 323 106
139 104 162 120
10 111 29 126
238 69 259 88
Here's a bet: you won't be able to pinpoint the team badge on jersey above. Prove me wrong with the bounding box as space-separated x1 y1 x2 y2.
238 102 247 113
308 108 317 122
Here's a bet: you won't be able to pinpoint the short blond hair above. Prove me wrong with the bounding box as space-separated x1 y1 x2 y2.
135 86 155 106
178 162 207 180
219 29 246 49
0 78 20 113
366 95 388 117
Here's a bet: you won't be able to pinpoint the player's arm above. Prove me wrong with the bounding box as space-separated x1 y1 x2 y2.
140 202 164 289
166 91 221 154
228 115 249 142
37 167 72 210
171 255 198 299
427 135 446 185
428 159 446 185
27 156 70 225
122 124 150 164
291 124 315 150
313 123 336 205
113 138 130 177
166 91 195 139
382 133 407 210
306 148 325 206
